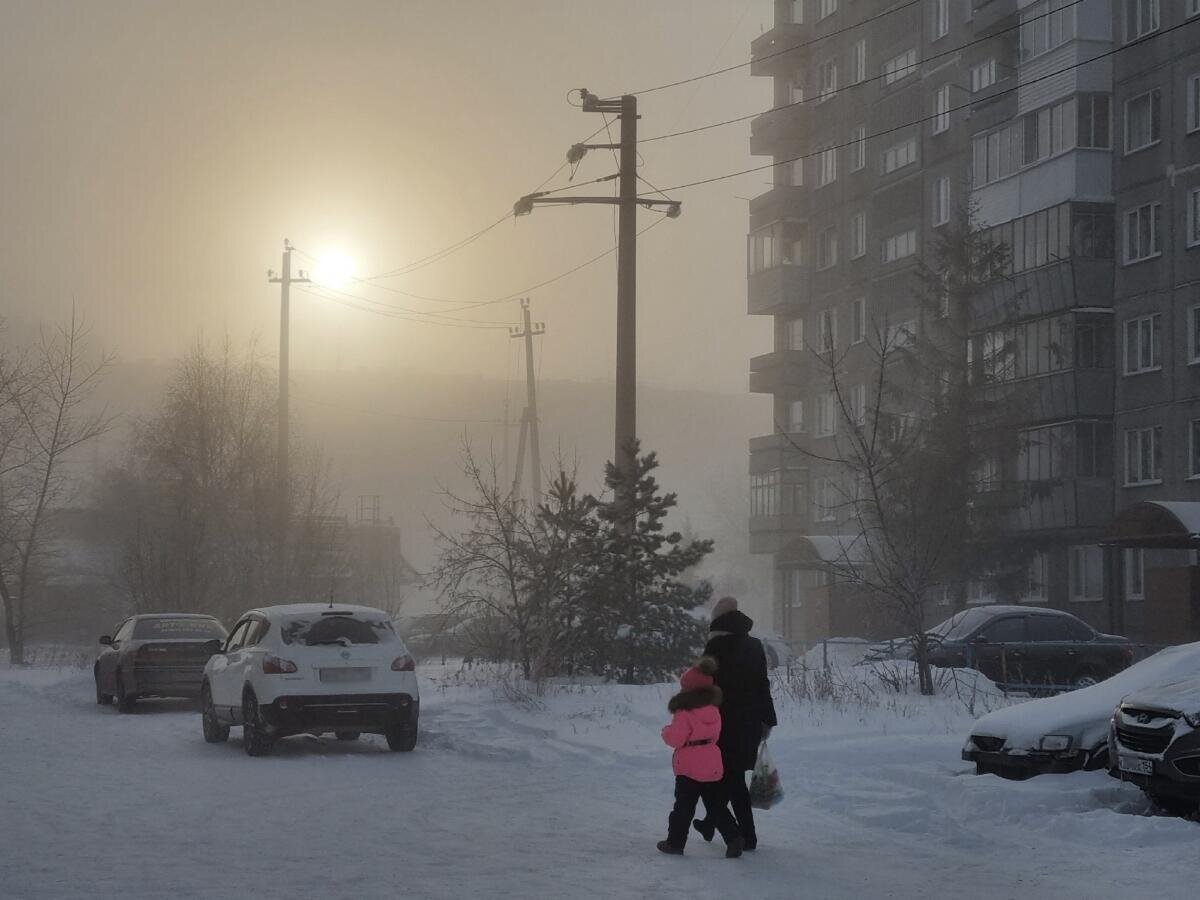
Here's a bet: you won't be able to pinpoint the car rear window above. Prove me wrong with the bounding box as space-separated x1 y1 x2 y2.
929 608 994 642
280 614 396 646
133 618 226 640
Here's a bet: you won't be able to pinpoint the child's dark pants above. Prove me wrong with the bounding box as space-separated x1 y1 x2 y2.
666 775 740 849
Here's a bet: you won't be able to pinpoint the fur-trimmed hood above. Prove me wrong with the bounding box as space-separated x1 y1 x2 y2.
667 684 723 712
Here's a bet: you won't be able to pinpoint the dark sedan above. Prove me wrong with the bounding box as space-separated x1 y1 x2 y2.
95 614 227 712
868 605 1132 692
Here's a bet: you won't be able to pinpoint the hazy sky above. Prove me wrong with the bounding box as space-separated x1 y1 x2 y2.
1 0 774 395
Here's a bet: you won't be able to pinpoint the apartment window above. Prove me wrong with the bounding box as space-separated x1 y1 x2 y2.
820 0 839 20
849 384 867 426
932 85 951 134
750 472 780 517
819 59 838 101
786 316 805 351
817 226 838 270
850 40 867 84
787 157 804 187
1022 98 1078 165
787 399 805 433
813 475 839 521
789 0 804 24
1123 314 1161 373
850 125 866 171
850 297 866 343
1123 202 1161 263
1124 426 1163 485
1189 74 1200 133
972 125 1019 187
971 59 996 93
819 308 837 352
817 147 837 186
849 212 866 259
1190 419 1200 476
1069 545 1103 601
816 394 838 437
881 137 917 174
790 81 805 104
932 0 949 39
883 49 917 86
1124 0 1159 41
1075 421 1113 477
1124 549 1145 600
1077 94 1111 148
885 319 917 351
933 176 951 227
1189 188 1200 248
1020 0 1075 61
1189 0 1200 17
748 227 777 274
1124 89 1161 153
882 230 917 263
1024 552 1049 603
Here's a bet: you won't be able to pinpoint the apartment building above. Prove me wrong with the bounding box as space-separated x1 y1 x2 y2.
747 0 1200 645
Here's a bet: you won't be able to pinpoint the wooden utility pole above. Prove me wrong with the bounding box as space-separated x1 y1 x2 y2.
267 240 309 521
509 298 545 503
513 90 680 518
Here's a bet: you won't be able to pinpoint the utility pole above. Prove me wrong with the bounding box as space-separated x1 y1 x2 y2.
514 90 680 520
267 240 309 533
509 298 545 503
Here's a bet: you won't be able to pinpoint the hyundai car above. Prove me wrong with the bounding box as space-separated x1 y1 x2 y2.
200 604 419 756
95 614 227 712
1109 672 1200 816
964 641 1200 779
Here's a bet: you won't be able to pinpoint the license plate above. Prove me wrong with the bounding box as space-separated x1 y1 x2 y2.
319 667 371 684
1118 754 1153 776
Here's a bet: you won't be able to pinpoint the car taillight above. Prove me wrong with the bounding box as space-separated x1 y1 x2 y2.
391 654 415 672
263 655 298 674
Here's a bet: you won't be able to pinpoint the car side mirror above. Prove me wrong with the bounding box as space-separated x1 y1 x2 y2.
203 638 224 654
971 635 989 644
99 635 113 646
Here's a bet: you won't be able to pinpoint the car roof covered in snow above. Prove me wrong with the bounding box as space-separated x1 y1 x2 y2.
247 603 390 620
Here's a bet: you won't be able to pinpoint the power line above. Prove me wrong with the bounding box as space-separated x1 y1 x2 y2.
639 0 1085 145
294 286 512 330
295 393 507 425
620 0 922 97
656 16 1196 194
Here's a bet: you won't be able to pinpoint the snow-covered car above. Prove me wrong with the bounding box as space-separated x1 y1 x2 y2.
963 642 1200 779
95 614 227 712
1109 674 1200 816
757 633 795 669
867 606 1130 691
200 604 419 756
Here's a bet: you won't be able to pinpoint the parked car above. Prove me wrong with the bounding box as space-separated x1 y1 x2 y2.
200 604 419 756
1109 670 1200 816
866 605 1131 691
963 641 1200 779
95 614 228 712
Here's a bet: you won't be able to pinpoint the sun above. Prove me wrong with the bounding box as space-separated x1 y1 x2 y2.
311 249 355 291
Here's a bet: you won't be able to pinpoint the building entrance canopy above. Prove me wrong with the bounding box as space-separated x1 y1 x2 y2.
1103 501 1200 549
779 533 866 568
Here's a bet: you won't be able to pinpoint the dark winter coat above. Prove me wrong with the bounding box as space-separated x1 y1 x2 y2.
704 610 778 772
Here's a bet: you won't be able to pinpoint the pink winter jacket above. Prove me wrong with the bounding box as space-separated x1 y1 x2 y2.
661 696 724 782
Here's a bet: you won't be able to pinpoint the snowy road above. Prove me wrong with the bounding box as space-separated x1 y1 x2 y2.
1 665 1195 900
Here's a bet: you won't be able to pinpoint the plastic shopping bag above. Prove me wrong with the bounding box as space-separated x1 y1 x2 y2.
749 739 784 810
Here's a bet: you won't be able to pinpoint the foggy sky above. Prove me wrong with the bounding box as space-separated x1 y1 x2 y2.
1 0 773 395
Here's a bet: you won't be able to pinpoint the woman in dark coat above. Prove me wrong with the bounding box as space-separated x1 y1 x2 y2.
693 596 777 851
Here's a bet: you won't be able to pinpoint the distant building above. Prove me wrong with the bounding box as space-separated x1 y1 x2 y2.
746 0 1200 645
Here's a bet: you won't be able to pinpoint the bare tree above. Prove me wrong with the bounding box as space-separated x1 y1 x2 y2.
0 315 112 663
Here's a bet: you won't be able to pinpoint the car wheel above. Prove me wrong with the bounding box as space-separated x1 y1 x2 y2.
1147 792 1199 818
385 723 418 752
201 684 229 744
1072 670 1100 689
115 671 136 713
95 671 112 706
334 731 360 742
241 691 274 757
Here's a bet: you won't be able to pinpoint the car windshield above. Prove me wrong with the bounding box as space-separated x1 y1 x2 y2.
132 618 226 640
280 613 396 646
927 608 996 642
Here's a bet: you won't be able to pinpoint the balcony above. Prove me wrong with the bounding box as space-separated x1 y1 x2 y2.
981 368 1114 425
748 263 808 316
749 103 807 156
749 349 811 395
749 432 807 474
749 513 811 555
749 186 808 232
1008 478 1114 533
750 24 806 78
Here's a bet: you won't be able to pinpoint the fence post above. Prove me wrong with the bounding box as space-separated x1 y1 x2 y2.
822 639 828 672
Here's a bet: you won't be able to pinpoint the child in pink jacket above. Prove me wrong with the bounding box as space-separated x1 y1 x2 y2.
658 657 743 857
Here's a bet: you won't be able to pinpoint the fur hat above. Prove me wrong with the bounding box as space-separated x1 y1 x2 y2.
711 596 738 621
679 656 718 692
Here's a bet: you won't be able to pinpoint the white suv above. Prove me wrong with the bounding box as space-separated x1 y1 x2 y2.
200 604 419 756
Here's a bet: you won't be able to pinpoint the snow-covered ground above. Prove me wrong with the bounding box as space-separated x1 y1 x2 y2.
0 660 1196 900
